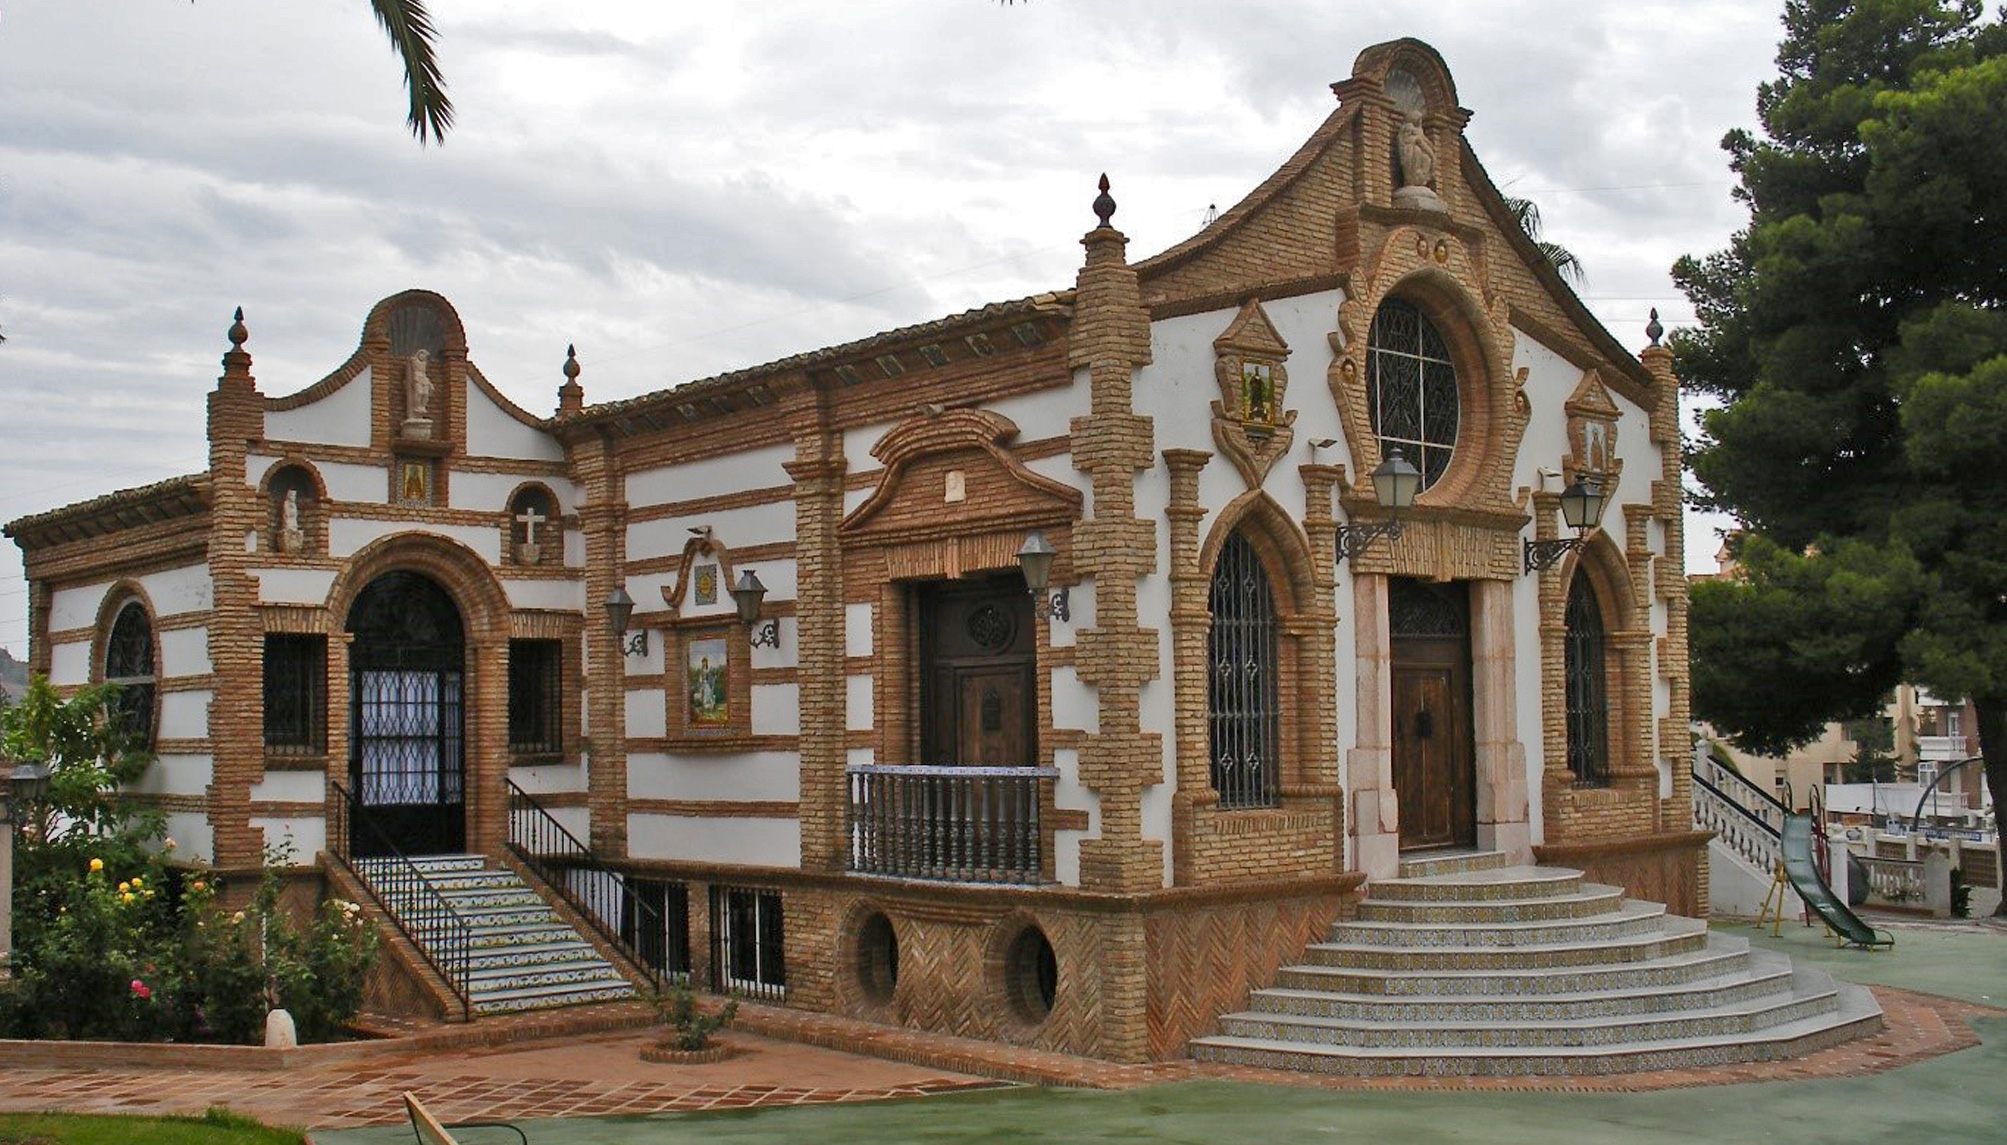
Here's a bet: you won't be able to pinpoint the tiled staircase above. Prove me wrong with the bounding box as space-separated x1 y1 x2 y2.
352 855 640 1016
1189 850 1883 1076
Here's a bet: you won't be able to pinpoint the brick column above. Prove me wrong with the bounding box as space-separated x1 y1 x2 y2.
786 400 847 874
1163 449 1210 884
1300 463 1348 870
1067 209 1161 898
574 431 629 856
206 310 267 871
1643 340 1698 900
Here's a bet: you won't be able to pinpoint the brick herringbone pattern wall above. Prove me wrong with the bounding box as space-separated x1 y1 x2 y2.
1143 888 1354 1059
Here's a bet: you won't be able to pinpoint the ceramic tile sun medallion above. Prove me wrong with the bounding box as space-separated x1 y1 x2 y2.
1211 298 1296 488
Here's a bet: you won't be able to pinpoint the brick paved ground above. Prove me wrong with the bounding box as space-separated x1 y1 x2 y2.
0 985 1990 1136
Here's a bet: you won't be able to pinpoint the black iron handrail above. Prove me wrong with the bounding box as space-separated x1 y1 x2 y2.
328 779 473 1020
505 780 664 994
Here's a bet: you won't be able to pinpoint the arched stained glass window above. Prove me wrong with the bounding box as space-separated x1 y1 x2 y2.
1366 299 1459 490
104 600 156 747
1208 531 1281 809
1564 574 1610 786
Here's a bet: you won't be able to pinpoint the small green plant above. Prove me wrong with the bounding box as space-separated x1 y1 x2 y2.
661 983 737 1051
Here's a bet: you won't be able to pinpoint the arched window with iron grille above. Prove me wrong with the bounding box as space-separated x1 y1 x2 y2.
1366 298 1460 490
1564 573 1610 786
104 600 156 748
1208 531 1281 808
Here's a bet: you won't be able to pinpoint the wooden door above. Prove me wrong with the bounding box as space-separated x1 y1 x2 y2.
918 577 1036 767
1389 579 1475 851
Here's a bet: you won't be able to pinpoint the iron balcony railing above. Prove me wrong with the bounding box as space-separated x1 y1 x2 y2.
505 779 666 993
328 779 472 1020
845 763 1057 885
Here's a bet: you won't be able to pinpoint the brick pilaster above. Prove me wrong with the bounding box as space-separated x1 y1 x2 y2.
206 309 266 869
786 389 847 874
575 431 629 856
1163 449 1210 885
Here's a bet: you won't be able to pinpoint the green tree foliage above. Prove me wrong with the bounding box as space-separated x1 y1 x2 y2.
1674 1 2007 881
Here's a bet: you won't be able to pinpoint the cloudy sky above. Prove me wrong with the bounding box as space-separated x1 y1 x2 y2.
0 0 1786 658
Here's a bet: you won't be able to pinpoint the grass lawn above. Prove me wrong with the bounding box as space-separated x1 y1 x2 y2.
0 1108 305 1145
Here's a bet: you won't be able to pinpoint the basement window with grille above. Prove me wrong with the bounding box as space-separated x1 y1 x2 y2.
263 634 327 754
710 885 786 1000
1207 531 1282 809
621 878 691 983
508 638 563 755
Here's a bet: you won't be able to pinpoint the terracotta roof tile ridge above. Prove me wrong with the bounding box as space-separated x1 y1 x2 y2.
5 471 211 538
561 290 1074 427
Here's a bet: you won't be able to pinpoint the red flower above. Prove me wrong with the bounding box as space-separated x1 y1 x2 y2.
129 979 152 1000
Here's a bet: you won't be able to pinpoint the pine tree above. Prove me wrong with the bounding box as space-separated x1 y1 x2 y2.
1676 0 2007 886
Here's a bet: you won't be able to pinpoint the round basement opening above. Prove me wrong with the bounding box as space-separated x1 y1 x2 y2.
1005 925 1058 1023
857 912 898 1002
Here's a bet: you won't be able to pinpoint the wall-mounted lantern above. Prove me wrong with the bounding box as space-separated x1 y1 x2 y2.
1335 449 1422 562
603 586 647 656
1015 531 1071 621
733 570 780 648
1523 473 1609 573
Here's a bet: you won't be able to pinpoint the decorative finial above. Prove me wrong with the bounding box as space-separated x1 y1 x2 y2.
1645 308 1664 348
1093 173 1116 229
563 343 580 380
228 306 248 349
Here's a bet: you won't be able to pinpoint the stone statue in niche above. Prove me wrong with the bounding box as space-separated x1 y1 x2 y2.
402 349 435 439
278 488 305 554
1393 114 1448 213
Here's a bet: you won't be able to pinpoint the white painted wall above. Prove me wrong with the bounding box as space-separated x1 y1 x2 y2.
629 813 800 866
329 519 502 563
466 384 564 462
253 568 338 605
624 687 667 738
254 817 328 863
845 674 873 732
158 626 211 678
845 602 873 657
245 456 389 504
1050 746 1097 888
164 814 215 866
159 690 209 740
249 770 324 803
263 368 373 448
626 501 795 562
627 751 801 802
510 762 588 794
48 641 90 687
133 753 212 797
141 564 213 616
47 580 114 631
450 470 580 515
624 444 794 507
751 683 799 736
501 578 584 612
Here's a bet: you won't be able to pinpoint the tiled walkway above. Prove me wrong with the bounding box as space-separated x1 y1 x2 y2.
0 985 1989 1135
0 1028 1000 1133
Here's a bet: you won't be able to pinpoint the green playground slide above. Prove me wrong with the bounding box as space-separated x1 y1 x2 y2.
1781 812 1894 950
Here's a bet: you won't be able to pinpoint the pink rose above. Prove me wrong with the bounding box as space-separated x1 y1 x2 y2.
129 979 152 1000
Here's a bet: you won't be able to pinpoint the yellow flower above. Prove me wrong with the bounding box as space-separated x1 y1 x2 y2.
130 876 143 887
231 911 245 924
120 892 136 904
191 880 206 893
143 890 155 899
163 838 177 850
89 858 104 873
118 882 131 893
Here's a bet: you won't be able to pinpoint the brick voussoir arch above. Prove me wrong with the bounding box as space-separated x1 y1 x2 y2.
324 532 513 639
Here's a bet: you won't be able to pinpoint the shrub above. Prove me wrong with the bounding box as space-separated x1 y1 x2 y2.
661 983 737 1051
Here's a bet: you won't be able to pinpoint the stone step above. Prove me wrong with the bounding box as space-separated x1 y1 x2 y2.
410 870 522 893
1302 915 1707 971
466 940 606 971
470 963 633 997
472 982 639 1015
436 886 547 907
1397 850 1509 879
1250 956 1798 1023
1326 900 1666 949
1189 983 1884 1077
397 903 561 930
1355 885 1625 924
355 854 487 875
1369 865 1582 903
1275 936 1751 997
1218 975 1839 1049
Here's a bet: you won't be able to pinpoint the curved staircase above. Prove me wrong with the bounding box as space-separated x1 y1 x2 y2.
1188 851 1883 1076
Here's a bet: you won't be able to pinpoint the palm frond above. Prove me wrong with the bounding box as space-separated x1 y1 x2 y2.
1503 194 1584 286
369 0 454 145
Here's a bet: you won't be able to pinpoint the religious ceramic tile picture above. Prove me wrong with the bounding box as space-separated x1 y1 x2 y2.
686 634 729 726
397 459 431 505
694 562 718 606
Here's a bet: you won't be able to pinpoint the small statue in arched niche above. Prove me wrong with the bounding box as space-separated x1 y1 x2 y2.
403 348 435 439
1393 114 1447 213
279 489 304 554
269 466 315 554
510 487 555 566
